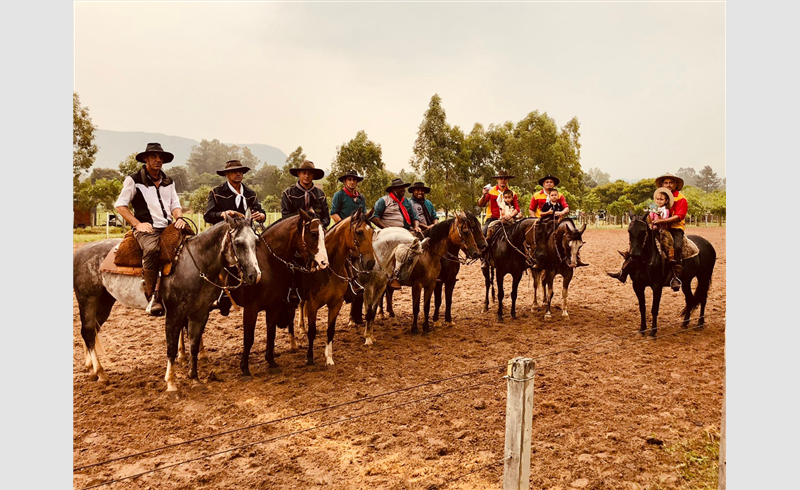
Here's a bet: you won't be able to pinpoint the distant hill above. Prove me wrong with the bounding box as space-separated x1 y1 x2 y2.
92 130 289 171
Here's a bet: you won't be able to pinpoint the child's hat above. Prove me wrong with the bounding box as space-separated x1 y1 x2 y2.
653 187 674 209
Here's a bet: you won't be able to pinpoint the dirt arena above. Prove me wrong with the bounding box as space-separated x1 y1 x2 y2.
73 226 725 490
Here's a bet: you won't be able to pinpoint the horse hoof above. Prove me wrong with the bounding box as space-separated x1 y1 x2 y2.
306 364 322 372
364 338 373 346
326 359 335 366
268 366 282 375
433 321 442 328
562 312 569 318
446 322 455 328
496 317 504 324
544 314 552 321
240 375 253 382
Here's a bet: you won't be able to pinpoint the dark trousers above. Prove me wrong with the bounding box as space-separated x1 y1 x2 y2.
134 228 165 270
669 228 684 262
481 217 498 237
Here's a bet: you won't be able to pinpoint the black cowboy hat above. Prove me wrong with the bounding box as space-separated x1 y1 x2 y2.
136 142 174 163
385 178 412 193
289 160 325 180
338 170 364 183
654 173 685 191
493 170 515 179
408 181 431 193
216 160 251 176
538 175 560 186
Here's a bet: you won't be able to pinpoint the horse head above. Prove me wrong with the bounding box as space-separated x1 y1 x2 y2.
347 208 377 271
461 211 488 257
222 210 262 284
447 212 481 260
627 215 651 262
297 209 329 270
532 218 552 265
557 219 587 268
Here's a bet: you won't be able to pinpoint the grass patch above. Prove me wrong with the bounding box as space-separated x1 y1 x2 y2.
662 428 720 489
73 227 127 242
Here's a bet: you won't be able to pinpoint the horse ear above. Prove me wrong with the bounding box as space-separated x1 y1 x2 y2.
298 208 311 222
245 208 252 222
579 223 587 234
420 237 430 250
354 207 362 220
365 208 375 220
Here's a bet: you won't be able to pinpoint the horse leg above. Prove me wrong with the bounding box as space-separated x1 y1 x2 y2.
240 307 257 378
164 312 184 393
325 299 345 366
544 271 555 320
411 286 422 334
377 291 385 319
650 287 663 338
363 282 381 345
265 310 281 374
305 304 318 367
432 278 444 327
532 269 541 310
444 279 456 326
561 269 573 318
483 265 491 312
634 285 648 335
348 293 364 328
291 300 306 352
422 285 434 333
496 272 505 323
508 273 518 320
78 292 115 385
386 288 396 318
186 310 210 384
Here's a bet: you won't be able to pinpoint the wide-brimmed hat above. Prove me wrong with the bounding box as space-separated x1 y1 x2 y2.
408 181 431 193
290 160 325 180
216 160 251 176
338 170 364 183
136 142 174 163
653 187 675 208
538 175 560 186
385 178 412 192
654 173 684 191
493 170 515 179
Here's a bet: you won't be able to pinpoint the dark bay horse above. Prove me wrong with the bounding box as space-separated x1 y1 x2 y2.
483 218 537 322
529 217 587 319
292 209 377 366
403 213 484 333
73 212 262 392
623 215 716 337
382 211 486 327
232 209 329 377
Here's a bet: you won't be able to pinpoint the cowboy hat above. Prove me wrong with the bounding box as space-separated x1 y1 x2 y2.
136 142 174 163
493 170 515 179
289 160 325 180
408 181 431 193
216 159 251 176
385 178 412 193
538 175 560 186
653 187 675 209
338 170 364 183
654 173 684 191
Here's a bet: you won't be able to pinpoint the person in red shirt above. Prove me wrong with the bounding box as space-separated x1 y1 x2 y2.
608 173 688 290
529 175 569 218
478 170 520 237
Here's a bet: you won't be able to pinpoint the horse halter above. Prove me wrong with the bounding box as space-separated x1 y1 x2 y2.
185 220 249 291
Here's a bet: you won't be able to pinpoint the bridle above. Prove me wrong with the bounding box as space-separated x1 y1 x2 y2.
432 218 479 265
262 217 323 273
497 218 536 267
183 219 248 290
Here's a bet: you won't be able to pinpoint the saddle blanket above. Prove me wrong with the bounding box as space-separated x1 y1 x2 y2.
101 223 194 276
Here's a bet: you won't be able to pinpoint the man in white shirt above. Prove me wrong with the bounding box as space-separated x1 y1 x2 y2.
115 142 186 316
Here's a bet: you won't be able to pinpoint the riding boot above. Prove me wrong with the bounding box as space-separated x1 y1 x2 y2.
217 290 232 317
607 258 632 284
143 269 165 316
287 270 300 305
670 259 683 291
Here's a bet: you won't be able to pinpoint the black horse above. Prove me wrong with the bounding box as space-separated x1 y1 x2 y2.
482 218 537 322
623 215 716 337
530 217 587 320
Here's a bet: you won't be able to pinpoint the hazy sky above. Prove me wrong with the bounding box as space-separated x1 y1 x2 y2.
74 1 725 182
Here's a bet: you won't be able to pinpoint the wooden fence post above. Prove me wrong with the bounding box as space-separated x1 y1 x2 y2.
503 357 535 490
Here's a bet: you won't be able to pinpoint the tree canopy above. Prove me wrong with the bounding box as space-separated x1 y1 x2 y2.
324 130 390 207
73 92 98 183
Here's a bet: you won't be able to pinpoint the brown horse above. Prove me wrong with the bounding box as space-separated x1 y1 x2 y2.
402 213 484 334
529 217 587 319
292 209 377 366
232 209 329 378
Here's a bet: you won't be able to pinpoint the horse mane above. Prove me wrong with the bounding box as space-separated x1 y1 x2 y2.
425 218 455 245
263 209 320 232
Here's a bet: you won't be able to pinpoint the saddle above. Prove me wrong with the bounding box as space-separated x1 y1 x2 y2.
653 230 700 261
99 224 195 277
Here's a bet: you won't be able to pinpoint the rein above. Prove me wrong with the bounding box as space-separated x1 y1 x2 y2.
432 219 476 265
183 222 246 291
262 218 321 274
500 219 536 267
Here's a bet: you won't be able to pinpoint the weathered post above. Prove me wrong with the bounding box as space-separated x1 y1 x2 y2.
503 357 535 490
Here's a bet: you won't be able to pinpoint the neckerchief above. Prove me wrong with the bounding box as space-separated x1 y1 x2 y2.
295 182 315 209
389 192 411 225
227 182 247 212
343 186 360 200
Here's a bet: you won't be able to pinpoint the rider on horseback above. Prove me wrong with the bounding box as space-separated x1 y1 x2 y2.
608 173 687 291
484 188 520 242
478 170 520 271
204 160 268 316
114 143 186 316
371 178 423 289
529 175 588 267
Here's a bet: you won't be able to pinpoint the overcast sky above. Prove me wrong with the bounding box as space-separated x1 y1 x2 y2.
74 1 724 182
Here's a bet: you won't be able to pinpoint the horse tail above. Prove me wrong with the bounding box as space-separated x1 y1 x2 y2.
680 236 716 317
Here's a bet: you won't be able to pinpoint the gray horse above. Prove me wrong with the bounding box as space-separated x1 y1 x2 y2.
359 227 426 346
73 212 261 393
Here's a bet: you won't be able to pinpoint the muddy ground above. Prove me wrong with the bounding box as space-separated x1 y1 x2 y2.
73 226 725 490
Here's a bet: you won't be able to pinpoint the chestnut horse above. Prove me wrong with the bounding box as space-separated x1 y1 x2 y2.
292 209 377 366
232 209 329 377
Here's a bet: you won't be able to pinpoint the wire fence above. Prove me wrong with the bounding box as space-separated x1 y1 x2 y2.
75 312 718 489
